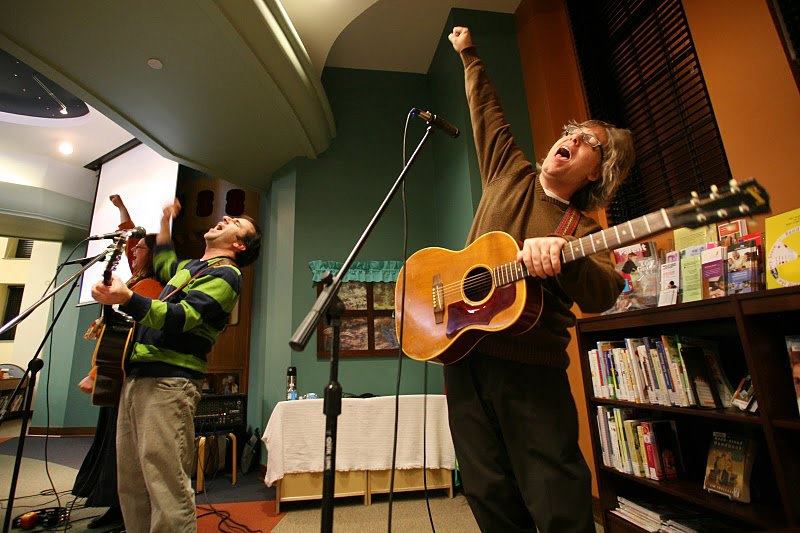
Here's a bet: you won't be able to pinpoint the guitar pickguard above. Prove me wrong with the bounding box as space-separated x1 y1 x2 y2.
445 284 516 338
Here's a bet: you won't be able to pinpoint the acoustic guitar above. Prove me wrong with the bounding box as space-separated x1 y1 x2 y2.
89 237 136 406
394 179 770 365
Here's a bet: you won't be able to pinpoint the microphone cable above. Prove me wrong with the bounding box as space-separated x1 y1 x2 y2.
386 109 437 533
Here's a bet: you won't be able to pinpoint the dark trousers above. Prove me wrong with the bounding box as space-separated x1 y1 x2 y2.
444 352 594 533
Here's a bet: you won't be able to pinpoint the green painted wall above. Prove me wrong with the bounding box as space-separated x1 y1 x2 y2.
31 241 100 428
287 67 443 406
429 9 534 249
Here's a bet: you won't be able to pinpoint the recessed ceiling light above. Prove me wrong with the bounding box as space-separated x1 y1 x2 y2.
58 141 74 155
147 58 163 70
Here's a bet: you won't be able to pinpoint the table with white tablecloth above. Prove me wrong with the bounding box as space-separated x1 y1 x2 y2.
262 394 456 510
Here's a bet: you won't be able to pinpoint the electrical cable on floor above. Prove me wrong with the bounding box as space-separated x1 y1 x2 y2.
196 444 262 533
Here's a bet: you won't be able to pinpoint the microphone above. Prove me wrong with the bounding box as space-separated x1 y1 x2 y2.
411 108 460 138
88 226 147 241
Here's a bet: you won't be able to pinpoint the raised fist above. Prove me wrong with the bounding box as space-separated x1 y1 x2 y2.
448 26 473 53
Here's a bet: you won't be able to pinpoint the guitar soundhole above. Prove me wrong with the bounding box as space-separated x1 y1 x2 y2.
463 266 493 303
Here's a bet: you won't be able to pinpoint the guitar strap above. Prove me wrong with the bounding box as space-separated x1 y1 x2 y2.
160 256 237 302
554 205 582 237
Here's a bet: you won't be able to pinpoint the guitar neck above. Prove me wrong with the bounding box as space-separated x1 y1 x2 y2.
493 209 672 286
560 208 672 264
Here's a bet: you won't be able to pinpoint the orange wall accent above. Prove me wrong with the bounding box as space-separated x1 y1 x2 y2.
516 0 601 497
683 0 800 219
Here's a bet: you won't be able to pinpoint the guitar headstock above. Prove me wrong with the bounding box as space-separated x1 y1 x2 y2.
666 179 770 229
102 236 127 286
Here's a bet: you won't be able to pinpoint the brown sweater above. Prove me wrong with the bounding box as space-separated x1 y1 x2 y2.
461 47 624 368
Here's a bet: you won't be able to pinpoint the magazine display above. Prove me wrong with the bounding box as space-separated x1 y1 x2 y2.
605 242 659 313
765 207 800 289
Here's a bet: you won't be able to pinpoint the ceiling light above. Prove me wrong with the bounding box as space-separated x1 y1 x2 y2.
147 58 163 70
33 75 69 117
58 141 74 155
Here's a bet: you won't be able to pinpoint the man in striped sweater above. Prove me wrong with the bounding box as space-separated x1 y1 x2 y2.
91 199 261 533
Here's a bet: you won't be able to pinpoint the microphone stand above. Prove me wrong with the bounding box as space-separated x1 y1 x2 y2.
289 123 434 533
0 243 115 533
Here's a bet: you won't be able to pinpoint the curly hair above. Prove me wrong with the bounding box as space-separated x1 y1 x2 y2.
563 119 635 212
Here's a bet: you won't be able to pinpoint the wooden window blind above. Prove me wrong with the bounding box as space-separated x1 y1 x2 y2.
566 0 732 224
14 239 33 259
769 0 800 89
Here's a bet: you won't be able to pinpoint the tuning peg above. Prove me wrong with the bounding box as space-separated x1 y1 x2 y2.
690 191 700 206
728 179 739 192
709 184 719 199
716 209 728 218
739 204 750 214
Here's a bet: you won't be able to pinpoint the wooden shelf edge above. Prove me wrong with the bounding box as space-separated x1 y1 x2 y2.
577 286 800 332
773 418 800 430
589 398 764 424
600 467 784 529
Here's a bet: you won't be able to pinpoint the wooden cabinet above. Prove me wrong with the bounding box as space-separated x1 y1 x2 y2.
576 286 800 531
0 376 29 420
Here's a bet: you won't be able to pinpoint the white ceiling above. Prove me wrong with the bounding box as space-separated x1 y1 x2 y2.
322 0 521 73
0 0 520 200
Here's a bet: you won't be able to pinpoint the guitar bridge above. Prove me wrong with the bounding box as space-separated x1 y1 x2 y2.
432 274 444 324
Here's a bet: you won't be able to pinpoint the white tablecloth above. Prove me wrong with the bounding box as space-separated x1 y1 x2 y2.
262 394 456 486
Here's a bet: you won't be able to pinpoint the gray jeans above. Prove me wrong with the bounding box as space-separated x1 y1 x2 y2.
116 376 202 533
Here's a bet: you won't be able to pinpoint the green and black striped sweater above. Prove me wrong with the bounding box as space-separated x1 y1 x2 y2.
119 244 241 379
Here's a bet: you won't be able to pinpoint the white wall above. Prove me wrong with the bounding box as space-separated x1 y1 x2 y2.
0 237 62 370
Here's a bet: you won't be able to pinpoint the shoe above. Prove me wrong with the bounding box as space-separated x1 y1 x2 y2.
87 505 123 529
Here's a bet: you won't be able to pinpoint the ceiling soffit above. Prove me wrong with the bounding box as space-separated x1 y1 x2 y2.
0 0 335 191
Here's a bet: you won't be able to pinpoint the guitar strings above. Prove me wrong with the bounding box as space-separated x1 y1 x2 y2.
437 269 529 299
438 269 516 295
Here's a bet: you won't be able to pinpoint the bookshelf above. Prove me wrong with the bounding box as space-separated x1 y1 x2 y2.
576 285 800 531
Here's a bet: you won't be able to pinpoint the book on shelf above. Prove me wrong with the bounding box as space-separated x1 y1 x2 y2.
605 241 660 313
680 337 734 408
726 239 760 295
660 335 693 406
701 246 727 299
787 335 800 416
730 374 755 411
675 337 722 408
640 421 663 480
703 431 756 503
765 207 800 289
650 419 685 480
616 495 701 530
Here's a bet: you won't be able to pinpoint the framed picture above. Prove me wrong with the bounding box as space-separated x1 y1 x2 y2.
316 281 399 357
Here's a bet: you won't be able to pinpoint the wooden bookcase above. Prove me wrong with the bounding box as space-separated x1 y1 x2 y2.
576 286 800 531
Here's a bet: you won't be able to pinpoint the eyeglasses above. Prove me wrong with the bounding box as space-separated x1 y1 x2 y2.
562 123 605 161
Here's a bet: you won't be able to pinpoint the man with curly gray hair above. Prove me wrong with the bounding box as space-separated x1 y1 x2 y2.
444 26 635 533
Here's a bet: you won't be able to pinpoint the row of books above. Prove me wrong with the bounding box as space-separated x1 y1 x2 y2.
587 336 738 409
612 495 744 532
596 408 684 482
600 418 758 503
603 206 800 314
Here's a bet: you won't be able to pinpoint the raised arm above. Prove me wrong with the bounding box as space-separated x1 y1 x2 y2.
449 26 532 186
